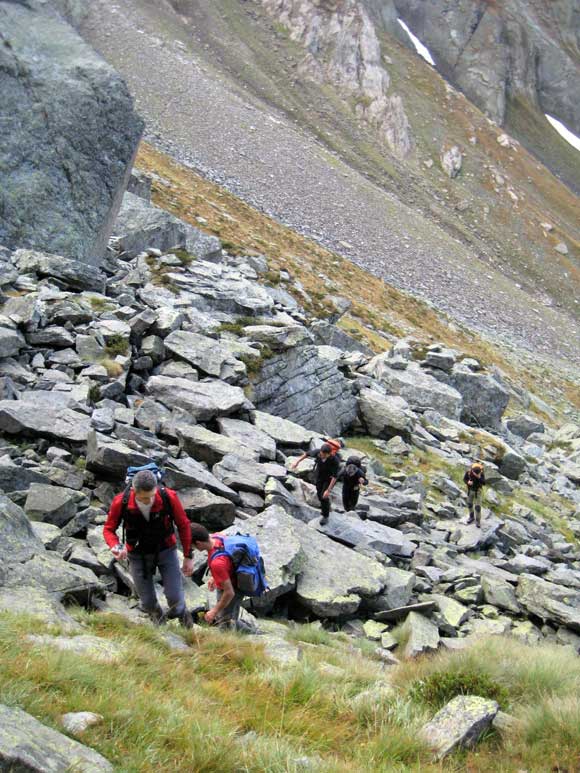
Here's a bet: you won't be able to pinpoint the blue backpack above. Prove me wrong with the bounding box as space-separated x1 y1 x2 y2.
210 534 268 597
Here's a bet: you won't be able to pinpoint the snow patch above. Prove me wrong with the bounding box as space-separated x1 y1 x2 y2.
545 114 580 152
397 19 435 66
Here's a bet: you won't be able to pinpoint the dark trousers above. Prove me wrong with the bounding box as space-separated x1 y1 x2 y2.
342 486 360 512
316 481 331 518
216 590 254 633
128 547 185 617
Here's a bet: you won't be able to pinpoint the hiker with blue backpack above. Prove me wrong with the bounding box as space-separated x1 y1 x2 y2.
189 523 267 632
103 465 194 628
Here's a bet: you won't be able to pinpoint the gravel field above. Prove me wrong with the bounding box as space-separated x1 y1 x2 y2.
82 0 580 368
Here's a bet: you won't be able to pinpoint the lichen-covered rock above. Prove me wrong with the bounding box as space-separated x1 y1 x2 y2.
24 484 82 527
451 366 510 428
0 703 113 771
401 612 440 658
0 2 143 263
212 454 286 494
178 424 258 466
358 387 414 439
252 410 316 447
516 574 580 632
421 695 499 759
164 329 245 381
0 494 44 563
315 513 416 558
28 634 125 663
292 519 388 618
178 487 236 531
0 586 79 630
14 249 106 291
61 712 104 736
86 431 151 478
217 417 277 461
5 552 104 605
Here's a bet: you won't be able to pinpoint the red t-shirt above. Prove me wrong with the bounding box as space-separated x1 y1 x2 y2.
208 536 234 590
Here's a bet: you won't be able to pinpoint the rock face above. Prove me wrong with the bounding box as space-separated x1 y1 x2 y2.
421 695 499 759
0 0 143 264
251 345 358 436
0 703 113 772
451 367 510 429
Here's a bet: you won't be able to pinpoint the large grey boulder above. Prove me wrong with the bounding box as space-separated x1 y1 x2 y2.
0 494 44 564
0 1 143 264
112 193 221 261
164 330 245 382
147 376 246 421
86 431 151 478
505 414 545 439
315 513 416 558
451 367 510 428
292 519 388 618
251 345 358 436
253 410 316 447
0 703 113 771
14 249 106 292
163 457 240 503
5 552 103 605
481 575 521 614
421 696 499 759
0 586 79 630
0 400 91 442
178 488 236 531
177 424 258 466
367 566 416 612
24 484 82 527
217 417 277 461
364 356 462 419
358 388 414 439
212 454 286 494
0 325 25 358
221 506 305 609
516 574 580 632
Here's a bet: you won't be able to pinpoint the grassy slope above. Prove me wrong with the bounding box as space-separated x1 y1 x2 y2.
135 142 579 415
2 612 580 772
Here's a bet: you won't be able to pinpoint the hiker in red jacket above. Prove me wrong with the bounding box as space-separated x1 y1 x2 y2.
104 469 194 627
190 522 255 632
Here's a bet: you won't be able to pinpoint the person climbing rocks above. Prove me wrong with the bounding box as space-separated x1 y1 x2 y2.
104 469 194 627
340 455 368 512
292 442 340 525
189 523 256 633
464 461 486 528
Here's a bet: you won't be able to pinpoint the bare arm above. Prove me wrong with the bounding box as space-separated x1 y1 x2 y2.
292 452 308 470
205 579 235 624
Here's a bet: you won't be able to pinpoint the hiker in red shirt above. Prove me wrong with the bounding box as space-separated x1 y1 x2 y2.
103 469 194 627
190 523 254 632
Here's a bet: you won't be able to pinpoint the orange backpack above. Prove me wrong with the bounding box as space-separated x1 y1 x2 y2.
324 438 344 457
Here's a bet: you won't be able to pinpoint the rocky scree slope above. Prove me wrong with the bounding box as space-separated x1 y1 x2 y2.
80 0 580 362
0 181 579 648
1 182 580 769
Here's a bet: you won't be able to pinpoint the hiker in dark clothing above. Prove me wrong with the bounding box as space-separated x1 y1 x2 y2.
292 443 340 525
104 470 194 627
464 461 486 527
340 456 368 512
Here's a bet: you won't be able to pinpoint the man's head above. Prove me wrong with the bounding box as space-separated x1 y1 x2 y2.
471 462 483 475
190 522 212 551
132 470 158 505
319 443 332 460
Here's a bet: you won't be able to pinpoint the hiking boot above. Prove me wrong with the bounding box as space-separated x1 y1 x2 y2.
179 608 194 629
148 605 164 625
465 516 474 525
319 516 329 525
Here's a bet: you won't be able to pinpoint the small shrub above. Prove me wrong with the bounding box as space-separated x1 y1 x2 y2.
88 296 112 312
88 383 101 405
408 667 510 711
99 358 124 378
170 248 195 266
104 334 129 358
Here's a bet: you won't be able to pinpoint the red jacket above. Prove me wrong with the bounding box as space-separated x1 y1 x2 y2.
103 487 192 557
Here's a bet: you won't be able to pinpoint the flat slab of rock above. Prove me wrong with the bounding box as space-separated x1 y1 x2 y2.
164 329 244 380
86 431 150 477
0 586 79 631
0 704 113 772
375 601 437 623
516 574 580 632
217 417 277 460
147 376 246 421
213 453 286 494
177 424 258 466
163 457 239 503
314 513 416 558
6 553 103 605
422 695 499 759
0 401 91 442
253 410 316 447
0 493 45 563
358 388 414 438
179 487 236 531
28 634 125 663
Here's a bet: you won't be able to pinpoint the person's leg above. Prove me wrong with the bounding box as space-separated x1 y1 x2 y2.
157 547 189 623
342 486 355 512
216 592 255 633
474 489 483 527
317 481 330 523
128 553 162 619
466 490 475 523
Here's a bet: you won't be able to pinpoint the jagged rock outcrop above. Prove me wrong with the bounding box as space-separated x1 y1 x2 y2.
260 0 413 157
251 345 358 436
392 0 580 137
0 0 143 264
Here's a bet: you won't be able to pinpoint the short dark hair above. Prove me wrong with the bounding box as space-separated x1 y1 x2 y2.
132 470 157 492
190 523 210 543
320 443 331 454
